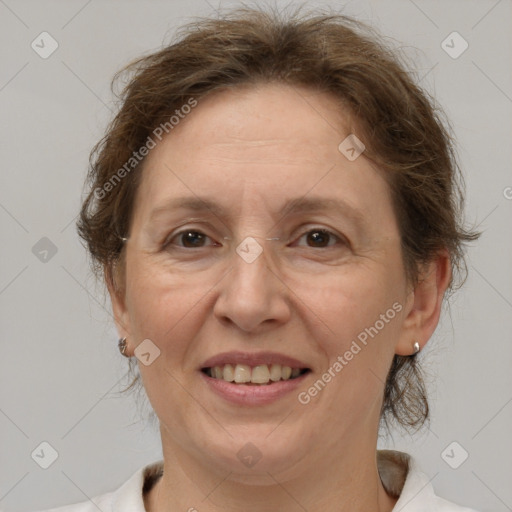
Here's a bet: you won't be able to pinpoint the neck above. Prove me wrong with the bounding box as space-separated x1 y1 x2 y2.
145 431 398 512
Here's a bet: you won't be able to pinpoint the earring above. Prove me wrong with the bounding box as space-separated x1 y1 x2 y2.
118 337 130 357
413 341 420 355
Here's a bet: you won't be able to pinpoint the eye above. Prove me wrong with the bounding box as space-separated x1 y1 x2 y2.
293 228 345 248
163 229 218 249
162 227 346 251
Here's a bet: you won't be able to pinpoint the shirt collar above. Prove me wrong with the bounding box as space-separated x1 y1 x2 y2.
378 450 438 511
111 460 163 511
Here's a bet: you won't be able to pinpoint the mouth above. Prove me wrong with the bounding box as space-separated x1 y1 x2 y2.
198 351 312 404
201 364 311 385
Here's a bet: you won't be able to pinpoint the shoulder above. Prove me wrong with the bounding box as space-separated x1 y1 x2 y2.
30 460 164 512
378 450 480 512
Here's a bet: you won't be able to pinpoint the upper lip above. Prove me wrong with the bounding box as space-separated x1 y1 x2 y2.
200 351 310 370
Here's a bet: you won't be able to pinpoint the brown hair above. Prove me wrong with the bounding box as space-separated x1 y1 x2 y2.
77 4 479 431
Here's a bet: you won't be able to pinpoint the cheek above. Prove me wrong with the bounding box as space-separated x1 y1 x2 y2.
293 259 406 409
124 257 199 352
124 261 210 429
298 262 405 341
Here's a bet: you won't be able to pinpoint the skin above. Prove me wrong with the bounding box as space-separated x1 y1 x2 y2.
108 82 451 512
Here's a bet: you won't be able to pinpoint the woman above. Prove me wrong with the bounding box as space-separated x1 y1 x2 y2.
43 6 479 511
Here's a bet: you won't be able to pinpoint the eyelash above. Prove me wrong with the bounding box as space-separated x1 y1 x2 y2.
162 227 347 251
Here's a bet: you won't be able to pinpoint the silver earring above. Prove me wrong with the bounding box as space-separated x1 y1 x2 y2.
413 341 420 355
118 337 130 357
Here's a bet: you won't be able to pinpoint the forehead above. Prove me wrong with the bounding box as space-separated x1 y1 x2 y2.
132 82 394 228
152 82 355 164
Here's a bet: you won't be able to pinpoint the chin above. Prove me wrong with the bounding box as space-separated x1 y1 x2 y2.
197 426 309 479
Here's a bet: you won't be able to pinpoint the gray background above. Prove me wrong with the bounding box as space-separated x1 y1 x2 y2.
1 0 511 510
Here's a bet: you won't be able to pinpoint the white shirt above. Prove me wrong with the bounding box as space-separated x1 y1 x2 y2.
34 451 479 512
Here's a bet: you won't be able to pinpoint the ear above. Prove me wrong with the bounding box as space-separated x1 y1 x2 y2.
395 250 452 356
105 263 133 356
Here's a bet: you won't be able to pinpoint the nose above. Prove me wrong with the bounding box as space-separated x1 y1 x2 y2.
213 237 291 333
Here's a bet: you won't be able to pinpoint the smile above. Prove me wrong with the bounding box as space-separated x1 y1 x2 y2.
202 363 310 385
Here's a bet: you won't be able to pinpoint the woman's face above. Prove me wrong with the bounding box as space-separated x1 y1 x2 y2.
111 83 418 478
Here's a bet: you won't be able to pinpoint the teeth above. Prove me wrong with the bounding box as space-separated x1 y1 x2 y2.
269 364 282 382
281 365 292 380
234 364 251 383
222 364 235 382
251 365 270 383
207 363 305 384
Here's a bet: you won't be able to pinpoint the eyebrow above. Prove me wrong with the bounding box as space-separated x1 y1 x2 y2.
148 195 367 229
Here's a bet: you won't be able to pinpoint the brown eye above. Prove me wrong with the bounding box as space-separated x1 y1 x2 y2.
295 228 343 248
180 230 207 247
164 230 215 249
305 230 331 247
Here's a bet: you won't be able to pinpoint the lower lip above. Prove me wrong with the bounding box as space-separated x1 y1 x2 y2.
200 371 309 406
